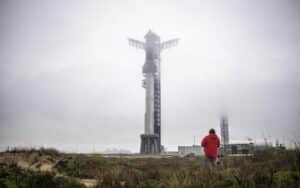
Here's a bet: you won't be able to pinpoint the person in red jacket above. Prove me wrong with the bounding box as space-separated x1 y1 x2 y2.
201 128 220 167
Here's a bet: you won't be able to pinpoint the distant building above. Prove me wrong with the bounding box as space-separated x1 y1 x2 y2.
254 141 274 151
178 145 203 156
220 143 254 156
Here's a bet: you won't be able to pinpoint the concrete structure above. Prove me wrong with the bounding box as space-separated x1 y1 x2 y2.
163 151 180 156
129 30 178 154
178 145 203 156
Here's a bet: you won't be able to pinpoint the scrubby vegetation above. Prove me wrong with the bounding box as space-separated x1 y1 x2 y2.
0 164 84 188
0 148 299 187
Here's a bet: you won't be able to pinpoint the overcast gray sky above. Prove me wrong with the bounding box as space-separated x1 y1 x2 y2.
1 0 300 152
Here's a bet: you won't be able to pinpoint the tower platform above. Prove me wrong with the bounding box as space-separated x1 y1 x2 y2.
140 134 160 154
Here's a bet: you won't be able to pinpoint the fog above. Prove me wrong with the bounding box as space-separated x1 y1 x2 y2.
1 0 300 152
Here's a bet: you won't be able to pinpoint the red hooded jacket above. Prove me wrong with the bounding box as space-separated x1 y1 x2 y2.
201 133 220 158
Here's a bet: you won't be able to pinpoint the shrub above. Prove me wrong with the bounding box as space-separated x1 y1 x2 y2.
274 171 300 188
0 165 85 188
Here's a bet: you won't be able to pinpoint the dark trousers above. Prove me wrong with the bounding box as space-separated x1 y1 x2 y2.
204 156 216 167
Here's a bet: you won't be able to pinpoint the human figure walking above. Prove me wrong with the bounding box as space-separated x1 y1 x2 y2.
201 128 220 167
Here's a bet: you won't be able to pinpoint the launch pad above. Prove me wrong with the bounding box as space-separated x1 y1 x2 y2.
140 134 160 154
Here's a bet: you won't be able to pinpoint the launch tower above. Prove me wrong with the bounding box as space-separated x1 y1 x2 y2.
220 116 229 155
129 30 178 154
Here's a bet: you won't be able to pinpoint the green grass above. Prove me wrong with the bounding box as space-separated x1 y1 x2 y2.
0 164 85 188
0 148 299 187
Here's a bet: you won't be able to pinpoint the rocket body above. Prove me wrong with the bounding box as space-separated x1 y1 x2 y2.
144 73 155 134
142 31 161 137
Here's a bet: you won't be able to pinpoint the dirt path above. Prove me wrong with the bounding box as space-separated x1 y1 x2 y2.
80 179 98 187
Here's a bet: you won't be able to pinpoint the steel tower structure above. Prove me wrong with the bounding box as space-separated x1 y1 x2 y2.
129 30 178 154
220 116 229 155
220 116 229 145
